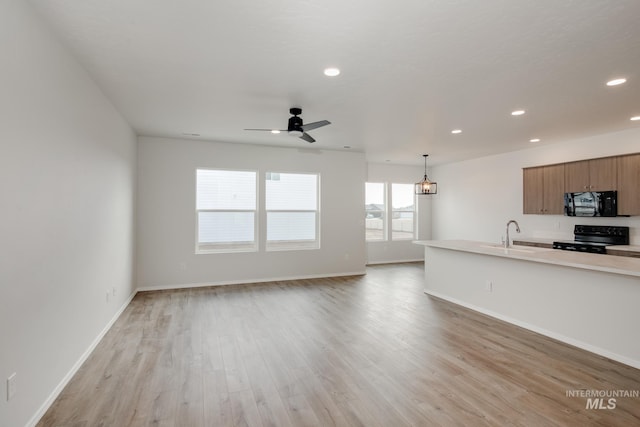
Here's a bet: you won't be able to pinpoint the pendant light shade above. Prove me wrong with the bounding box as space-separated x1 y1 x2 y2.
415 154 437 195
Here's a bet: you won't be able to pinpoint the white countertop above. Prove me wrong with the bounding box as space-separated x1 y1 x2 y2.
607 245 640 253
414 240 640 278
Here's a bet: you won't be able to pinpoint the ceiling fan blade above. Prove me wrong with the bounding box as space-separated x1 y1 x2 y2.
244 128 286 132
300 120 330 132
300 132 315 143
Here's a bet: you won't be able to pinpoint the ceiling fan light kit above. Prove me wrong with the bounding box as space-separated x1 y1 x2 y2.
416 154 437 195
245 107 331 143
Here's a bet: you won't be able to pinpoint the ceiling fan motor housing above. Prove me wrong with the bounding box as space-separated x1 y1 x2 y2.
288 114 303 136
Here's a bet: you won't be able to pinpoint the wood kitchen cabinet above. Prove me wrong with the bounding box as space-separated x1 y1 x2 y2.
617 153 640 215
523 163 565 214
523 167 543 214
524 152 638 216
564 157 617 192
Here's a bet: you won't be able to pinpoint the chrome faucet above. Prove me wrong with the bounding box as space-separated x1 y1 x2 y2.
505 220 521 248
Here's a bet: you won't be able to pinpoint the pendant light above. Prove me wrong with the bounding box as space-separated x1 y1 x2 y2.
415 154 437 195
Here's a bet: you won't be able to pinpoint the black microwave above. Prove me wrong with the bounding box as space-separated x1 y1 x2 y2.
564 191 617 217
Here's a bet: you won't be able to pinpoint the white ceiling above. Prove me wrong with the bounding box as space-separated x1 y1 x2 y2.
30 0 640 166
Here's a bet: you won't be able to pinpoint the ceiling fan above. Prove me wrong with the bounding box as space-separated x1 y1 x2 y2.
245 107 331 143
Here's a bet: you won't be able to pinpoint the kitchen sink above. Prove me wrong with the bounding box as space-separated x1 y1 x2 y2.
480 244 536 253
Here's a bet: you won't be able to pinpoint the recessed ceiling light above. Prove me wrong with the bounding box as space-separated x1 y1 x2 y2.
271 130 281 134
451 129 462 134
606 78 627 86
324 67 340 77
343 145 351 149
631 116 640 121
182 132 200 137
529 138 541 142
511 110 525 116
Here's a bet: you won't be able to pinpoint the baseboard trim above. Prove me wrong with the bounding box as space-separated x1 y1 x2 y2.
424 289 640 370
136 270 368 292
366 258 423 265
27 291 137 427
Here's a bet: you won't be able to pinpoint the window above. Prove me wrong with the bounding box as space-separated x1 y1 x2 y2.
196 169 257 253
391 183 415 240
365 182 386 241
266 172 319 251
365 182 416 241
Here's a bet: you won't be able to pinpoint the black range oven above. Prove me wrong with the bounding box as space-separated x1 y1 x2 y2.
553 225 629 254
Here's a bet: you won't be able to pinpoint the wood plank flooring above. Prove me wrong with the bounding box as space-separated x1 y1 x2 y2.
38 263 640 426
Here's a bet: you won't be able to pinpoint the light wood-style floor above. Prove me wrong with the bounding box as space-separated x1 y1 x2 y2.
39 263 640 426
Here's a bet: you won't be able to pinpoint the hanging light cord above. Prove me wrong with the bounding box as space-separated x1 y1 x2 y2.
423 154 429 179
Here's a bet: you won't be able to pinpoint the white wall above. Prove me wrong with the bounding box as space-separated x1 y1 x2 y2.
366 163 432 264
137 137 366 289
0 1 137 426
431 127 640 244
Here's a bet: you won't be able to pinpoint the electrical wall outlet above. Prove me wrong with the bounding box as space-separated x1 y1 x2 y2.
7 373 16 401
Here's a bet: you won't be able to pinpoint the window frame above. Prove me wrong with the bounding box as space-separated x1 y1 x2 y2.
365 182 416 242
265 171 320 252
390 183 416 241
195 168 258 254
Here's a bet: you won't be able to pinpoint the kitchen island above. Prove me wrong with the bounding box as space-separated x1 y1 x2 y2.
414 240 640 368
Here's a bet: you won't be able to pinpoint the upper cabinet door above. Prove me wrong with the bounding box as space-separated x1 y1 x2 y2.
523 167 544 214
523 164 564 214
543 164 565 214
588 157 617 191
617 154 640 216
564 160 590 192
565 157 617 192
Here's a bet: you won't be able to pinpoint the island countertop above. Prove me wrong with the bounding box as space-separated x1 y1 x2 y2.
414 240 640 278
